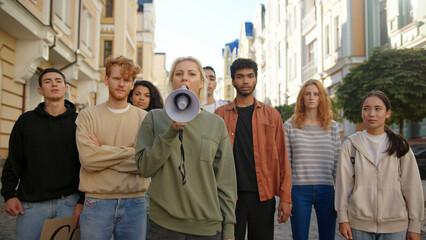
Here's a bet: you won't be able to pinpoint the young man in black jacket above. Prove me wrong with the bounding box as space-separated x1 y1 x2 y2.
1 68 83 240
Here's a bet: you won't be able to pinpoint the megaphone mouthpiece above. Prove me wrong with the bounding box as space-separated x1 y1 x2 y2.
165 86 200 123
175 94 191 110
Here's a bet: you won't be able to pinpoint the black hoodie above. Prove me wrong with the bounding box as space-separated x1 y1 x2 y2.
1 100 83 203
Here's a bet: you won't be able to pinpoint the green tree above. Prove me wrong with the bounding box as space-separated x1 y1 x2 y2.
275 103 295 123
336 47 426 135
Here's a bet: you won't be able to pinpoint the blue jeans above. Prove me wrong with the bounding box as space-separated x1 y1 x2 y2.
290 185 336 240
352 228 407 240
80 196 148 240
16 193 79 240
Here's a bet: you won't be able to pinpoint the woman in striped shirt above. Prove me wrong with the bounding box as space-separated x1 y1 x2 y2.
284 79 341 240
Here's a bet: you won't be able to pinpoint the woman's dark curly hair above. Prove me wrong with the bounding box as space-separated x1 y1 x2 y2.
128 80 164 111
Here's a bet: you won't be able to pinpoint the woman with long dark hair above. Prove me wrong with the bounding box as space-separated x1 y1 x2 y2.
128 80 164 111
335 90 423 240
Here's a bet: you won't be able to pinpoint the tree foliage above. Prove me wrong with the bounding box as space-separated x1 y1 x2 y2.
336 47 426 132
275 103 295 123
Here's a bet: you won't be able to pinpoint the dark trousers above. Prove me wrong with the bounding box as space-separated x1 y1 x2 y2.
235 192 276 240
147 219 222 240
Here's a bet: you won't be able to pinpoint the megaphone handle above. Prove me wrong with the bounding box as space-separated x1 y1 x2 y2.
178 128 186 185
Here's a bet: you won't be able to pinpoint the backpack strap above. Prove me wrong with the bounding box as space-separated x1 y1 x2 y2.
350 142 356 165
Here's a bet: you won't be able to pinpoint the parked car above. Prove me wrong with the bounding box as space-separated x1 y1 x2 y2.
412 144 426 179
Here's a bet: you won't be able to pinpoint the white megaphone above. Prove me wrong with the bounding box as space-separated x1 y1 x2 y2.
165 86 200 123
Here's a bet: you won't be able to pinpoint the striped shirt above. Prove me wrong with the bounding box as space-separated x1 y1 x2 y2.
284 119 341 186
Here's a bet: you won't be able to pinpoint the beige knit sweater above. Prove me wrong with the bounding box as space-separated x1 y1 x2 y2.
76 103 148 199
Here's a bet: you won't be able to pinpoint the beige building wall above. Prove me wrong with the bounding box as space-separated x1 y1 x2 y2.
112 0 137 58
98 0 139 104
136 0 155 81
0 0 102 158
222 43 238 101
152 53 167 100
0 0 55 159
0 30 21 159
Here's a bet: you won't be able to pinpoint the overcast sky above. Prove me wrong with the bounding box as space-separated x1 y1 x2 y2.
154 0 264 78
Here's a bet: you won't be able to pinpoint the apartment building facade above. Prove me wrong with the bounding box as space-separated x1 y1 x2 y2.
365 0 426 139
0 0 102 159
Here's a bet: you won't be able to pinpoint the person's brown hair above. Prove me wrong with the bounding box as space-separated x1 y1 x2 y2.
105 56 140 81
292 79 333 130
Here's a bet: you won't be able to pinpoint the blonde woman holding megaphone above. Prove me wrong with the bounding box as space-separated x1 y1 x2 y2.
135 56 237 240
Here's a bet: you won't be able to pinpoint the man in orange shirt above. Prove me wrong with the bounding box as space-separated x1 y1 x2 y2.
215 58 291 240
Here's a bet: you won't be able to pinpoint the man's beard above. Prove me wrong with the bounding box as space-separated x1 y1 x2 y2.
235 84 256 97
109 88 129 101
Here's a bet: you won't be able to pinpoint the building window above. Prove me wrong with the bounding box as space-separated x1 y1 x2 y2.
55 0 71 27
278 41 282 67
103 40 113 66
137 47 143 68
324 24 330 56
334 16 340 50
105 0 113 17
308 40 317 66
81 9 93 51
402 0 414 27
379 0 388 46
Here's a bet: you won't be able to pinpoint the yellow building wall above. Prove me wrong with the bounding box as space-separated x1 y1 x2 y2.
0 30 22 158
17 0 45 22
52 0 78 50
81 0 99 69
69 80 78 103
99 36 114 67
142 43 154 80
101 0 114 24
127 0 137 43
126 41 136 61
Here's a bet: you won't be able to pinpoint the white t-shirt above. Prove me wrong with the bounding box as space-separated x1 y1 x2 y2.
201 99 229 113
362 130 388 166
107 104 130 114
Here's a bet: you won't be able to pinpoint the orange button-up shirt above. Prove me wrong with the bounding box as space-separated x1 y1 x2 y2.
215 98 291 203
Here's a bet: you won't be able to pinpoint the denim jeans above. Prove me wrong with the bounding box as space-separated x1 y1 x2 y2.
80 196 148 240
16 193 79 240
352 228 407 240
290 185 336 240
